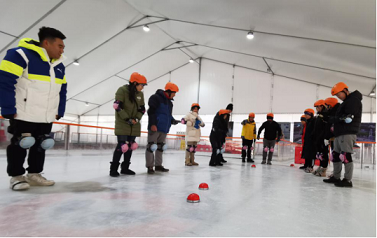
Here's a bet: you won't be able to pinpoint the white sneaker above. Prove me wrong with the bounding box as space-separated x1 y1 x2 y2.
26 173 55 186
10 176 30 191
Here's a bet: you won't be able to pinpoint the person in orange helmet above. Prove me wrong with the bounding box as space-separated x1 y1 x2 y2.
323 82 362 187
145 82 180 174
110 72 147 177
301 108 316 171
257 113 282 165
312 100 330 177
182 103 205 166
209 109 231 166
241 113 257 163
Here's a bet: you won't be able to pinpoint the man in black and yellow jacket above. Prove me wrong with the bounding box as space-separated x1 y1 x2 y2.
0 27 67 191
241 113 257 163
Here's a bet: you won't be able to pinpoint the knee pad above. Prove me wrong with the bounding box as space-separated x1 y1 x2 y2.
250 146 254 151
121 143 129 153
220 147 225 154
242 146 247 150
264 147 269 152
18 133 35 149
147 142 157 153
340 152 352 163
157 143 167 152
192 145 197 153
39 135 55 150
130 142 138 150
332 151 340 162
269 148 274 153
187 145 194 152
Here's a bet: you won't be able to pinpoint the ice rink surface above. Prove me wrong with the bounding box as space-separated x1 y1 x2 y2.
0 150 375 237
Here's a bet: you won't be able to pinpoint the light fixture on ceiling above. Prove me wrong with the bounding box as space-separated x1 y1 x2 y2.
143 25 150 32
370 91 376 96
246 31 254 40
85 102 89 106
189 59 194 63
73 60 80 66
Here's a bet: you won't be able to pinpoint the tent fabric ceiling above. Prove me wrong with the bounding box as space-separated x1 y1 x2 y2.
0 0 375 116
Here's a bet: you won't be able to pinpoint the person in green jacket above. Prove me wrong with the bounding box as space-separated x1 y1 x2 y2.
110 72 147 177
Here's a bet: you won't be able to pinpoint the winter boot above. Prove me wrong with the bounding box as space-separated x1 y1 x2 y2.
247 158 254 163
155 166 169 172
110 162 120 177
190 152 199 166
316 167 327 177
334 178 353 188
185 156 192 166
147 167 155 174
312 166 322 176
261 160 266 164
242 157 246 163
120 162 136 175
323 176 341 183
267 160 272 165
304 167 313 173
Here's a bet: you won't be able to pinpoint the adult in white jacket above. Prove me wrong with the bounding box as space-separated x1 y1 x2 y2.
182 103 205 166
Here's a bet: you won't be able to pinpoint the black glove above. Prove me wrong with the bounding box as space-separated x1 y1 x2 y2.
56 115 62 120
172 119 180 125
257 135 260 140
126 119 134 125
2 114 15 119
276 137 280 143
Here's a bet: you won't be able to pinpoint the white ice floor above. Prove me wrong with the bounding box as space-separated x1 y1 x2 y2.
0 150 375 237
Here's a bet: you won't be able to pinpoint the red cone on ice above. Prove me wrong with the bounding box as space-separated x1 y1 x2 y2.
251 164 256 168
187 193 200 203
198 183 209 190
290 164 295 167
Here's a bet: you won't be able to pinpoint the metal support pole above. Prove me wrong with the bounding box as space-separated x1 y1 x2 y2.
77 115 81 144
361 143 364 169
65 125 70 151
197 57 202 103
100 128 103 150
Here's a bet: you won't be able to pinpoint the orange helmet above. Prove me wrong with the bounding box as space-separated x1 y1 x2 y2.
249 113 255 118
314 99 326 107
300 114 306 120
331 82 348 96
191 103 200 110
165 82 179 92
130 72 147 85
304 108 315 116
219 109 231 116
267 113 274 118
325 97 338 108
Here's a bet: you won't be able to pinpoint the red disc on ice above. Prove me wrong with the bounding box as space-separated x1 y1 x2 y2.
198 183 209 190
187 193 200 203
251 164 256 168
290 164 295 167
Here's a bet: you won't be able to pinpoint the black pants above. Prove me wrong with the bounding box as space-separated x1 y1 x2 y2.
242 138 253 159
7 119 53 177
112 135 136 166
319 145 329 168
209 134 222 165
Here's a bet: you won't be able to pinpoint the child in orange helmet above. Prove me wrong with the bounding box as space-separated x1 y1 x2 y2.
182 103 205 166
257 113 282 165
241 113 257 163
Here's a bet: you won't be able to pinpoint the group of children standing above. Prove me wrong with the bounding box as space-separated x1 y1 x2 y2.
110 73 363 190
299 82 362 188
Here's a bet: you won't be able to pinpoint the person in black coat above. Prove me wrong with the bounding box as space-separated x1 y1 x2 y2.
257 113 282 165
312 100 330 177
324 82 362 188
301 108 316 172
209 109 231 166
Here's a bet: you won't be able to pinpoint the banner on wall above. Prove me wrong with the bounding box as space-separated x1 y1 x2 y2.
278 122 291 141
357 123 376 142
293 122 303 144
227 121 234 138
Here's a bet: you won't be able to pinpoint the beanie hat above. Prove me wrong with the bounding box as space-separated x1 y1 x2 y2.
226 103 233 111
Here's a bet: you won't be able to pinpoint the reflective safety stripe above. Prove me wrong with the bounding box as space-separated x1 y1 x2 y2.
0 60 24 76
55 75 66 84
28 74 51 82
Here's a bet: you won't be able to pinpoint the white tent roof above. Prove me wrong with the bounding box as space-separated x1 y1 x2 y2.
0 0 375 116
